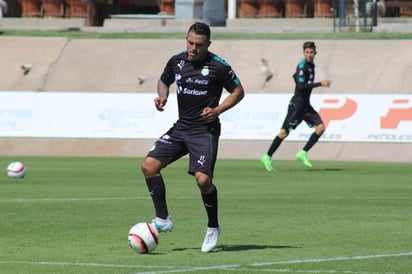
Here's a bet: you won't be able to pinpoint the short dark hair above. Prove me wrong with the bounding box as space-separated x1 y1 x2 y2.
187 22 211 41
303 41 316 51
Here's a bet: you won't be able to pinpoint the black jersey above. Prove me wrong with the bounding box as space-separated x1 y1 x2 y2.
291 59 321 106
160 51 241 126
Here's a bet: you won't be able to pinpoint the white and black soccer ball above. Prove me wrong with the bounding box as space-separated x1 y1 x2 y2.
7 161 26 179
128 222 159 254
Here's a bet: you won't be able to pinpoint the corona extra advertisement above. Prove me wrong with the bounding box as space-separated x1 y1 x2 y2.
0 92 410 143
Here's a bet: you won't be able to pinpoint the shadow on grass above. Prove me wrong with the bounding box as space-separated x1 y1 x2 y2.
220 244 300 252
172 244 300 252
280 167 345 173
305 168 345 172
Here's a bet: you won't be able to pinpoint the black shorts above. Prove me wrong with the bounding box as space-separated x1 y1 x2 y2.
147 121 221 176
281 101 323 131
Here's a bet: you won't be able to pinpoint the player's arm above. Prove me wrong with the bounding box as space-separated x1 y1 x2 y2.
154 56 175 111
216 84 245 114
297 80 330 91
154 79 169 111
202 84 245 123
294 67 330 91
320 80 332 87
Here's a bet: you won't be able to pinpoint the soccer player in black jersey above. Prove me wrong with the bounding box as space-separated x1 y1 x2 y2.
140 22 245 252
260 41 331 171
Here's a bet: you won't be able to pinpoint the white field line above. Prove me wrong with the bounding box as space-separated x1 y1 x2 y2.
225 268 400 274
250 251 412 266
0 197 149 202
0 260 174 269
149 268 402 274
0 252 410 273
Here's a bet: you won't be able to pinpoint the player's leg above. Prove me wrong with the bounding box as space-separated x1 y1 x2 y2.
141 128 187 233
195 172 218 226
195 171 220 252
261 128 289 171
187 126 220 252
141 157 167 217
303 123 325 151
296 109 325 168
141 156 174 232
261 102 299 171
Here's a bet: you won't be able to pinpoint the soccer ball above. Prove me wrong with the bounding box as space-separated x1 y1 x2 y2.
128 222 159 254
7 161 26 178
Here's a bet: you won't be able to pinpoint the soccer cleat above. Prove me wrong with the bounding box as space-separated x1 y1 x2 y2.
151 216 174 233
201 227 220 253
260 154 274 171
296 150 313 168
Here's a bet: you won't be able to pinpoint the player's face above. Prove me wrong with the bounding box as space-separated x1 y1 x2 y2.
303 47 316 63
186 31 211 62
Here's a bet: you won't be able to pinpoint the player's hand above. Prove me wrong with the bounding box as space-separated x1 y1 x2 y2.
321 80 332 87
154 96 167 111
201 107 219 123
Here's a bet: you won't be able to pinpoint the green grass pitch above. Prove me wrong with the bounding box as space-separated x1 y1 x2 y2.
0 156 411 273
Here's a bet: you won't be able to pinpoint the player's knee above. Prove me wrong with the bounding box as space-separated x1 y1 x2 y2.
141 157 161 178
278 129 288 139
315 124 326 135
195 172 209 186
195 172 213 193
140 161 152 177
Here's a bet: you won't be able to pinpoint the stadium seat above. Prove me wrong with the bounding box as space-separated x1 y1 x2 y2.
66 0 95 25
313 0 334 17
20 0 43 17
238 0 259 17
284 0 307 17
42 0 65 17
258 0 284 17
157 0 175 15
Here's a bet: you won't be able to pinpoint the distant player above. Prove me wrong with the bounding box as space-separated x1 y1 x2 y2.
140 22 245 252
260 41 331 171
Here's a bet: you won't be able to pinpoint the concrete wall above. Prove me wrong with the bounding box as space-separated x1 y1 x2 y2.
2 37 411 95
0 36 411 162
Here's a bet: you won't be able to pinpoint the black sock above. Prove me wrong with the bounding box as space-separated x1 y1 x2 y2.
201 187 218 228
267 136 283 156
303 133 321 152
145 175 168 219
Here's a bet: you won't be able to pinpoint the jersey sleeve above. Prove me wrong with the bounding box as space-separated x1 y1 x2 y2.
293 62 321 91
211 54 241 93
222 65 241 93
160 57 176 86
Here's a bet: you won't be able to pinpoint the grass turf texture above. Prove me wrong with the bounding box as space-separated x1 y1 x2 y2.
0 156 411 273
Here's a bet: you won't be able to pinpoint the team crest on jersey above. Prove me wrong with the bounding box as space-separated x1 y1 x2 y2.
201 66 209 76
